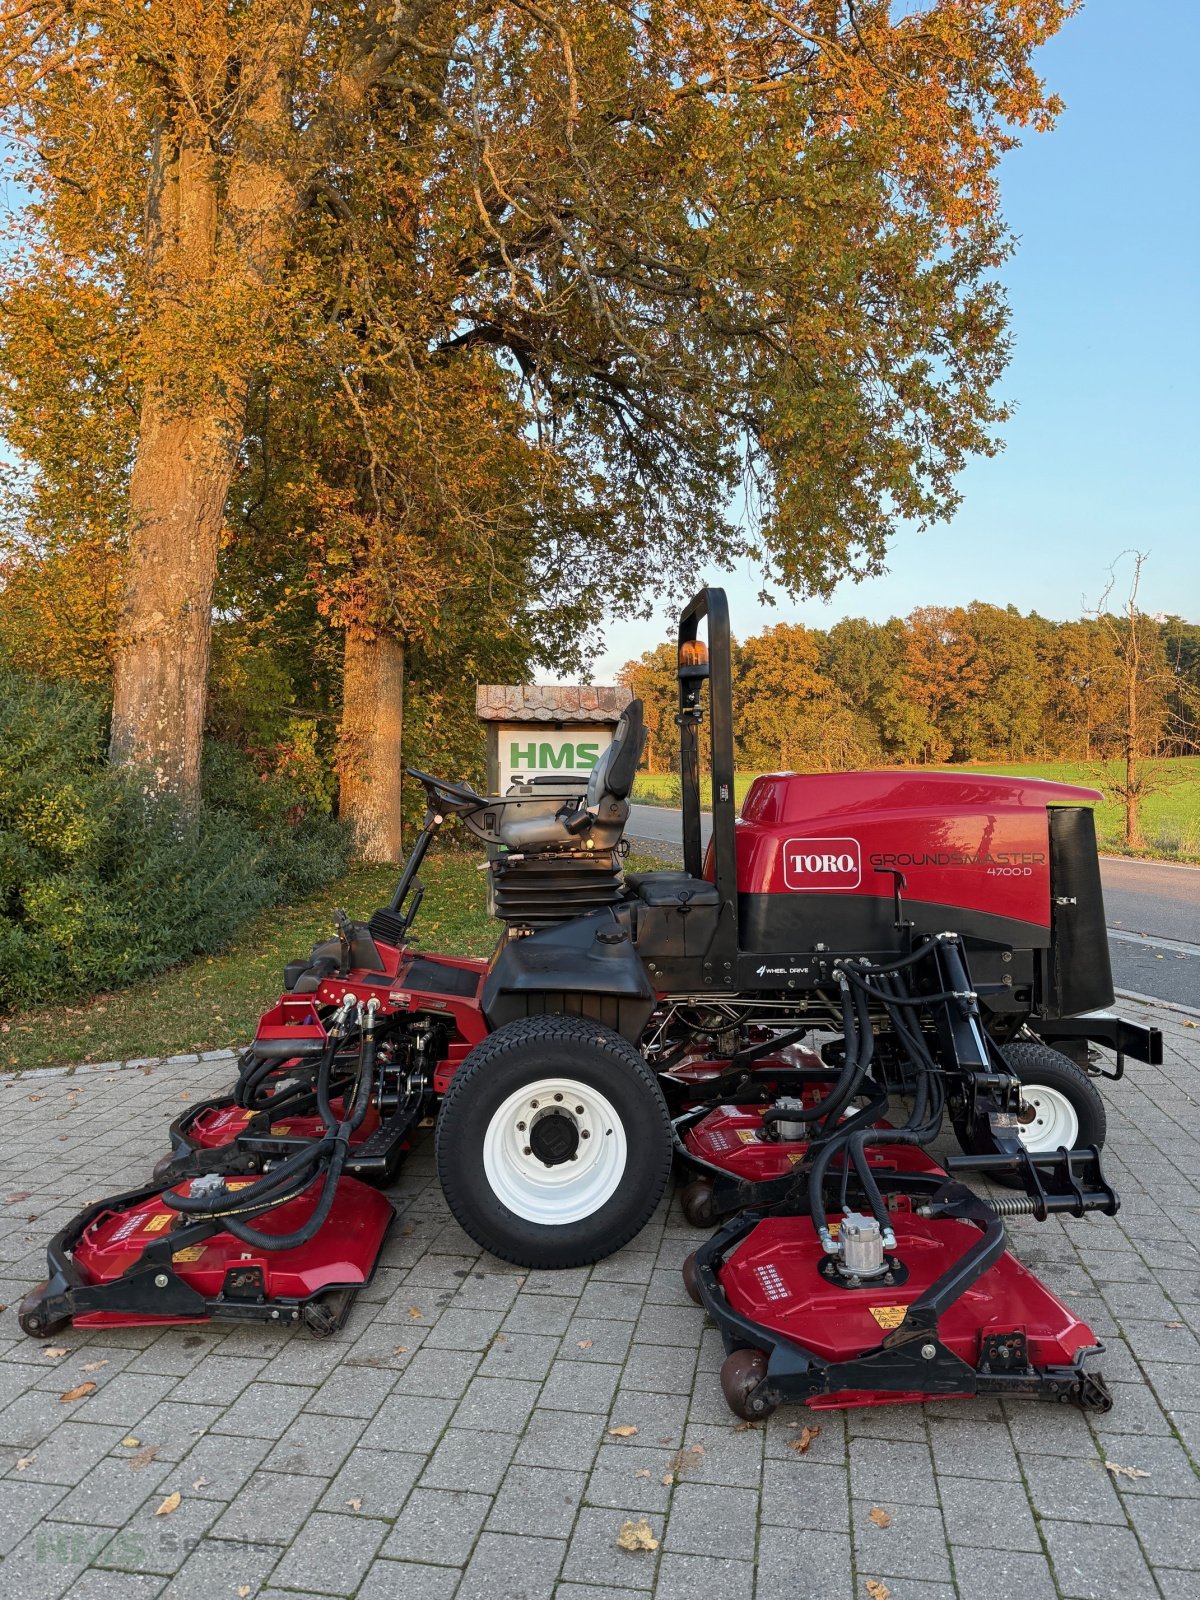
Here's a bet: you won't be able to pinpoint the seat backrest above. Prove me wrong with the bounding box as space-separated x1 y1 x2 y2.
586 700 646 808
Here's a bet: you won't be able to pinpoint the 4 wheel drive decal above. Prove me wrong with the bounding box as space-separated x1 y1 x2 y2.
782 837 861 891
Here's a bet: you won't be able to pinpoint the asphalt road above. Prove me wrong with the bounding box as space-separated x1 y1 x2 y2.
627 802 1199 1010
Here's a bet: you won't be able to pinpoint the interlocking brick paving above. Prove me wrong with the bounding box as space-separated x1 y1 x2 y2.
1 999 1197 1598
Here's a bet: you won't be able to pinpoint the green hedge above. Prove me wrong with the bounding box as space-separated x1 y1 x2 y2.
0 670 351 1011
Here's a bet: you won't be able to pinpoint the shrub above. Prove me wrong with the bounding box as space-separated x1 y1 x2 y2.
201 735 351 898
0 670 348 1011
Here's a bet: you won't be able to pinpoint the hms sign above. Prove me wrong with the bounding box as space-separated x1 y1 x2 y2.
783 837 861 891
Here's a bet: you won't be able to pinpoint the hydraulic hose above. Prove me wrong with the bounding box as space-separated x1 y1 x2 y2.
219 1140 349 1252
761 982 862 1132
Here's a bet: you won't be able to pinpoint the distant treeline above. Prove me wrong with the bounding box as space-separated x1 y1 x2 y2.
620 604 1200 773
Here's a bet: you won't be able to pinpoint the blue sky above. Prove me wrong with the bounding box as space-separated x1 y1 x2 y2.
590 0 1200 678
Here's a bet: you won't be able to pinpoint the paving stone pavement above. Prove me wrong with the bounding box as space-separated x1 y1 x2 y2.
0 998 1197 1599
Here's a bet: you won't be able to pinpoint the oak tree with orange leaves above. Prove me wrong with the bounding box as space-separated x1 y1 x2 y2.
1 0 1074 837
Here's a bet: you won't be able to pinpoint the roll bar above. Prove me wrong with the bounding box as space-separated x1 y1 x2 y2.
678 588 738 960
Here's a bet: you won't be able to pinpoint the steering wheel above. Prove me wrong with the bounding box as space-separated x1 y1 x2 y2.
405 767 485 809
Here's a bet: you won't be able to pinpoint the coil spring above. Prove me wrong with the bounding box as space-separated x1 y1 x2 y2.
987 1195 1040 1216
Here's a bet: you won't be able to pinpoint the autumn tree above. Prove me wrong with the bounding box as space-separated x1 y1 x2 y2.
882 605 990 762
820 616 906 760
959 602 1047 759
738 622 866 770
1042 619 1124 760
1 0 1076 822
620 644 686 776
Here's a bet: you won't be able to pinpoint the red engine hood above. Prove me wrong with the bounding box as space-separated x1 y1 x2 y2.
705 770 1102 935
738 770 1103 825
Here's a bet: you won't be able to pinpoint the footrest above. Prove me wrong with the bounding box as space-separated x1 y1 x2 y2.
344 1102 424 1183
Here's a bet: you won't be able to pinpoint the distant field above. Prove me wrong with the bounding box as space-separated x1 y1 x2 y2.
632 757 1200 862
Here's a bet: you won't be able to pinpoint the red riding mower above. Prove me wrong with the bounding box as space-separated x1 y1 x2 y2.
22 590 1160 1416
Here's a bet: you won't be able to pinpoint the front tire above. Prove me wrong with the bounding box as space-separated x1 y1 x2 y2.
435 1015 672 1268
954 1040 1106 1167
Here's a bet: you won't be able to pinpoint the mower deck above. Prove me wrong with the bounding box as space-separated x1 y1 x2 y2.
19 1172 394 1339
689 1193 1113 1418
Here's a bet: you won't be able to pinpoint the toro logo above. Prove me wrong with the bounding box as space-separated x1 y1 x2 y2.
782 837 861 892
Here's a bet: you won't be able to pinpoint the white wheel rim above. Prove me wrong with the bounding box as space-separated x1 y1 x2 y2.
482 1077 628 1226
1016 1084 1080 1153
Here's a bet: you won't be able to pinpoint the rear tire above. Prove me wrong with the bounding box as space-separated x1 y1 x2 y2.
954 1040 1106 1175
435 1015 672 1269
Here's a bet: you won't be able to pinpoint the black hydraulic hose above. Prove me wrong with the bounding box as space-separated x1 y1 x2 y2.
163 1138 331 1214
841 939 950 978
815 981 875 1133
221 1140 348 1252
762 983 861 1131
344 1028 377 1133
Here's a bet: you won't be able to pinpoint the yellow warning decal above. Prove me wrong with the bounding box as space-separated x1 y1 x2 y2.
172 1245 206 1263
736 1129 759 1144
144 1213 172 1233
787 1152 806 1166
869 1306 907 1330
270 1124 291 1134
225 1179 254 1191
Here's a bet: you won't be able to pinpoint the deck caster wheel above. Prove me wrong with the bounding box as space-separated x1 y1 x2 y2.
152 1151 177 1183
720 1348 774 1421
680 1179 717 1229
682 1251 702 1306
18 1283 68 1340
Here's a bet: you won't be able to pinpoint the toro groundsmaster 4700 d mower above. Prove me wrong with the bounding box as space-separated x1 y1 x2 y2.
22 590 1160 1416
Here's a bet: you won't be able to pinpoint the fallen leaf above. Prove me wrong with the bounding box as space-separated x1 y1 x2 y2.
661 1473 674 1486
865 1582 891 1600
869 1506 892 1528
392 1345 409 1357
1166 1321 1183 1329
192 1477 209 1490
1105 1460 1151 1480
346 1497 363 1511
607 1425 638 1438
237 1589 251 1598
788 1425 821 1454
129 1444 160 1470
154 1492 181 1517
120 1435 141 1449
733 1420 760 1433
615 1517 659 1553
27 1093 43 1102
59 1382 96 1403
81 1360 109 1373
635 1469 651 1479
5 1191 32 1205
42 1346 67 1358
577 1339 594 1350
407 1306 423 1320
493 1333 507 1344
16 1455 34 1471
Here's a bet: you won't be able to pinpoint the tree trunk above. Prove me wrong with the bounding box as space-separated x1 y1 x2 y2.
108 28 302 810
109 127 233 808
109 396 241 805
340 628 406 862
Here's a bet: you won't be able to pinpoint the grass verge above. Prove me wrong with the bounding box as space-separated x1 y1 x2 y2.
1 848 668 1074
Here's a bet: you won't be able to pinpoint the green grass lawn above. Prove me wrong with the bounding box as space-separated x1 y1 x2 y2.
1 848 669 1074
632 757 1200 860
